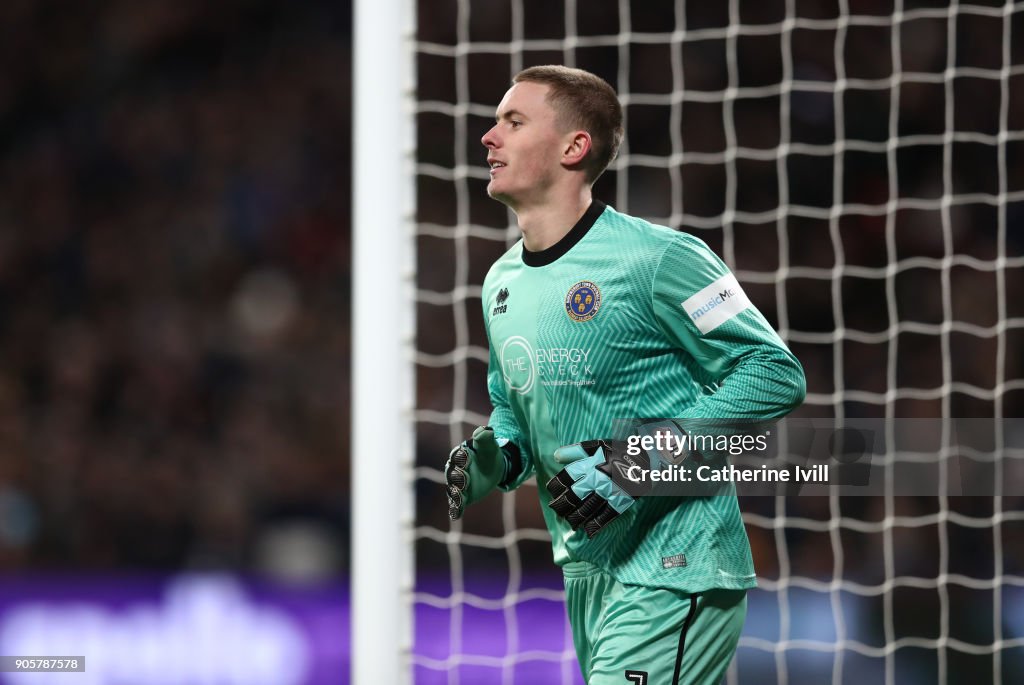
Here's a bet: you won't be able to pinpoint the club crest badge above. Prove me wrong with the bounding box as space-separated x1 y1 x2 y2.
565 281 602 322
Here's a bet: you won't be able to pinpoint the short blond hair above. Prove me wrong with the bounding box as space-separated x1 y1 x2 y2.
513 65 624 184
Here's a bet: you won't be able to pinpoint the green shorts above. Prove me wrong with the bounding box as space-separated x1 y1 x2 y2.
563 561 747 685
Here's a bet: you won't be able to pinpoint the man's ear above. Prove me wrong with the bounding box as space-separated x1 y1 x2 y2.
562 131 592 167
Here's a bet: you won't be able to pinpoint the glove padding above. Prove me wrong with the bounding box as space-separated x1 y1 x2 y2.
546 439 653 538
446 426 518 520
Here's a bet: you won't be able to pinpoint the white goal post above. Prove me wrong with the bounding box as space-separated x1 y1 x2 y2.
351 0 416 682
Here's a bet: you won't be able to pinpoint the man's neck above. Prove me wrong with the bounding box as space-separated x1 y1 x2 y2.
515 188 593 253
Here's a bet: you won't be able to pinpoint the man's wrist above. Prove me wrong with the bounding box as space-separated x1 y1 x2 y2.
496 439 523 488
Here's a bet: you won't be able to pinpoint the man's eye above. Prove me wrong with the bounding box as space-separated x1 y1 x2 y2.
510 120 523 128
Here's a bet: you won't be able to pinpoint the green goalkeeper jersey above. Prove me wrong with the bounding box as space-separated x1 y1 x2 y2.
482 200 805 592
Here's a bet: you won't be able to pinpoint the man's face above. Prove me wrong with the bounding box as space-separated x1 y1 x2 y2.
481 81 569 207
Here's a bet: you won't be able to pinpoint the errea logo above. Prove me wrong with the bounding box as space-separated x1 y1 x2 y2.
492 288 509 316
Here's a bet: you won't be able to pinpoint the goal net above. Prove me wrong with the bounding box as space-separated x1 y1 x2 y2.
406 1 1024 683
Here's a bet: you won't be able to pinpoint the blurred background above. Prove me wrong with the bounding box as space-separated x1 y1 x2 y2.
0 1 351 683
1 0 1023 683
0 0 352 575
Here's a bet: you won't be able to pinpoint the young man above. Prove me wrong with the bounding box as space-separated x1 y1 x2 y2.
444 66 805 685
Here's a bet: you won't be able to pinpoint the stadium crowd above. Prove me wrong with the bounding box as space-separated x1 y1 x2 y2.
0 1 351 575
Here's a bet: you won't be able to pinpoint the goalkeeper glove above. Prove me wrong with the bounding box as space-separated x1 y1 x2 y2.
546 439 654 538
446 426 521 520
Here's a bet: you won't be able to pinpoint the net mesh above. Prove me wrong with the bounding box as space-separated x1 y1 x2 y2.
410 1 1024 682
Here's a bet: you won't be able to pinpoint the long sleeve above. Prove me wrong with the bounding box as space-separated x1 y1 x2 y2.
484 318 536 491
651 234 806 422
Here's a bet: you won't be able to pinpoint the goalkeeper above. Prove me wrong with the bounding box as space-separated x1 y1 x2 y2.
445 65 805 685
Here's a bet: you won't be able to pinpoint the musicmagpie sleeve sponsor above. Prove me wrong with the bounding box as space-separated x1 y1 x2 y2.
680 274 751 334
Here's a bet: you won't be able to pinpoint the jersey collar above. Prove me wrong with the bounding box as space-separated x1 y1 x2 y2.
521 200 607 267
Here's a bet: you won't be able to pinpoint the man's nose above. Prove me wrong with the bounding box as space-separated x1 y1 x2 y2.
481 125 499 148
